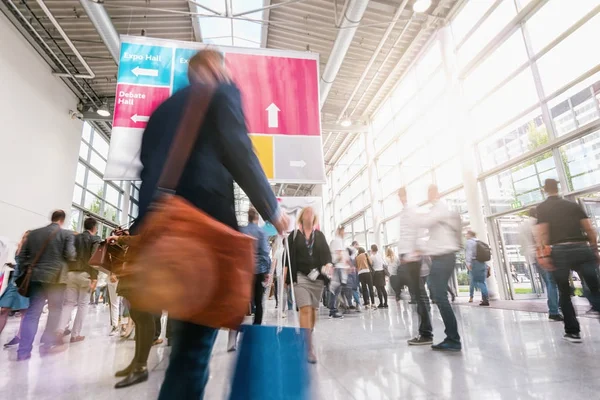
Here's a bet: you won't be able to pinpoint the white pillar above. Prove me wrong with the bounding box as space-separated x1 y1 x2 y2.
364 124 383 246
439 26 500 299
120 181 131 226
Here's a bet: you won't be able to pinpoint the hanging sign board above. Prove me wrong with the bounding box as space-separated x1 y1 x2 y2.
105 35 325 184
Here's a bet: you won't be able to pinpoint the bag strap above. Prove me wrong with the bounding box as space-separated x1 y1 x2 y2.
157 84 216 192
29 227 60 270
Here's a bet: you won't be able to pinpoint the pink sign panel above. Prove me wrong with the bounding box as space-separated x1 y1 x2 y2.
112 84 171 129
225 53 320 136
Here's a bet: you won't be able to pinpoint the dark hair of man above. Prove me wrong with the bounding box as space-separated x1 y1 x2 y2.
51 210 66 223
467 230 476 238
371 244 378 252
84 217 97 232
544 178 559 194
358 247 366 255
351 241 359 247
247 208 259 223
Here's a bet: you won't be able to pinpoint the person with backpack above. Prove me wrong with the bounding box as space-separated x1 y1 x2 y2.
465 231 490 306
58 217 101 343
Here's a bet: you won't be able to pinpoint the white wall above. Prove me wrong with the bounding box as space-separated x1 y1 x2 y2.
0 13 82 245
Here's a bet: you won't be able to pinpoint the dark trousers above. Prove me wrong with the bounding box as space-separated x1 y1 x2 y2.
391 269 415 300
253 273 266 325
407 261 433 338
551 244 600 334
373 270 388 306
429 253 460 344
129 308 155 367
18 282 65 357
359 272 375 305
158 321 218 400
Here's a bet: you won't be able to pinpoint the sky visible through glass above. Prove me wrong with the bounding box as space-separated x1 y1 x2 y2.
192 0 264 47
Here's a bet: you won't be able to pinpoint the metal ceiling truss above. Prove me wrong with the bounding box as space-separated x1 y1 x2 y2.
1 0 461 195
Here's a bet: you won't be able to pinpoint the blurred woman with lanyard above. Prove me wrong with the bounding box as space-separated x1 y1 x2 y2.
285 207 332 364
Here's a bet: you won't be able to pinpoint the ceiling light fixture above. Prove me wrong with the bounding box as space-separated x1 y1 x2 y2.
340 118 352 127
413 0 431 13
96 102 111 117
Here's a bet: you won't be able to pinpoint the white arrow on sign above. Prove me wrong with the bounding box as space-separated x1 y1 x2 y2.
130 114 150 123
132 66 159 77
290 160 306 168
266 103 280 128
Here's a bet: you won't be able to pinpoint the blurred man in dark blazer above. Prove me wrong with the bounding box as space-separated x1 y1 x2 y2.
17 210 76 360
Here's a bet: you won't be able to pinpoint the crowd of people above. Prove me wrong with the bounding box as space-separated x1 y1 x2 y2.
1 48 599 400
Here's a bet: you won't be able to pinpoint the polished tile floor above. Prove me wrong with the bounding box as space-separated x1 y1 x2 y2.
1 299 600 400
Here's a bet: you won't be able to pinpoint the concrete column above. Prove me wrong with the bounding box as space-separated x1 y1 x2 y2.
439 26 500 299
364 124 383 246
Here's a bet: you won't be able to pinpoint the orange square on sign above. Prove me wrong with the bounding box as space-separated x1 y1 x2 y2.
249 135 274 180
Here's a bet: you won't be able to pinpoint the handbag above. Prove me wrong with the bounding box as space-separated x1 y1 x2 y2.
89 240 128 275
120 84 256 330
16 227 60 297
230 235 310 400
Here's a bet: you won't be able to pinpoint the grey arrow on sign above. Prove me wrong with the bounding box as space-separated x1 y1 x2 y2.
132 66 158 77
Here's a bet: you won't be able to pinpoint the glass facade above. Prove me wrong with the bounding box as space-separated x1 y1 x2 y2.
325 0 600 299
71 122 138 238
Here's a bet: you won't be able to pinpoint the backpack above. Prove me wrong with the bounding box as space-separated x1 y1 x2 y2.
475 240 492 262
69 233 96 272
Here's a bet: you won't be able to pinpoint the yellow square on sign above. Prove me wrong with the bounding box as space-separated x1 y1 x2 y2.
249 134 274 180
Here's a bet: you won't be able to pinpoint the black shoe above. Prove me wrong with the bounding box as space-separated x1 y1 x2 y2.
4 336 20 348
115 363 134 377
549 314 564 322
377 304 385 309
408 336 433 346
563 333 582 343
329 312 344 319
432 340 462 352
480 301 490 306
115 368 149 389
383 304 389 308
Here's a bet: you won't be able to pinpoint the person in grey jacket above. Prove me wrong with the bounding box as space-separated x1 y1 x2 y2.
17 210 76 361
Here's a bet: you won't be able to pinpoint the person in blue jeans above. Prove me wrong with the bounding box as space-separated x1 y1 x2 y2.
419 185 462 352
136 50 289 399
465 231 490 306
519 207 562 321
536 179 600 343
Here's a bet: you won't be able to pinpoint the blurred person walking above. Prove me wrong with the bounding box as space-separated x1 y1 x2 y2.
132 49 288 398
241 207 272 326
418 185 462 352
519 207 562 321
398 187 434 346
536 179 600 343
370 245 388 308
16 210 76 360
0 232 30 347
356 248 375 310
285 207 332 364
465 231 490 306
328 226 348 319
59 217 101 343
386 248 401 301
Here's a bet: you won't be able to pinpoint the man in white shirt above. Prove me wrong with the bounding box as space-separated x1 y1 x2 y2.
399 188 433 345
328 226 348 319
418 185 462 352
